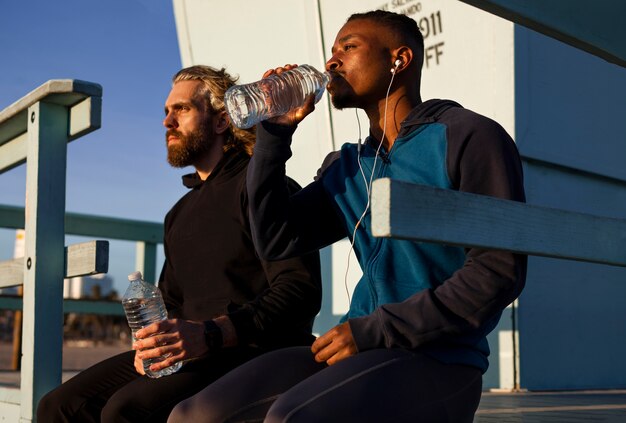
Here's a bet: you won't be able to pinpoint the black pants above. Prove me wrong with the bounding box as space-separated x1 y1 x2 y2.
168 347 483 423
37 347 263 423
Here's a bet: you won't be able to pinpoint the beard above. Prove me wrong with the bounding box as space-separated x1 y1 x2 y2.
166 124 213 168
328 76 357 110
330 93 353 110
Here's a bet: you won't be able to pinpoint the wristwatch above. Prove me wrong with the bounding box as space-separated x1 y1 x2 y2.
203 320 223 350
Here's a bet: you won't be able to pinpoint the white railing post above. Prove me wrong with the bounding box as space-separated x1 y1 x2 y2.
20 101 68 421
0 80 103 422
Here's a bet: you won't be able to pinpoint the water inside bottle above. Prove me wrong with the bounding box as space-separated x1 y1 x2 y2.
224 64 330 129
122 296 182 378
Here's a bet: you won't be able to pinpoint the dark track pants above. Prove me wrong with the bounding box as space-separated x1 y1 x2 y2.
168 347 482 423
37 347 263 423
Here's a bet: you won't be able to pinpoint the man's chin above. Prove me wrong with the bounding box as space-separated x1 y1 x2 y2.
331 96 352 110
167 148 192 168
167 158 190 168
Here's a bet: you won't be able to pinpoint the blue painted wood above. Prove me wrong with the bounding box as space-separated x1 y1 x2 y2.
371 178 626 267
0 296 125 316
0 79 104 421
21 101 68 420
0 204 163 243
458 0 626 67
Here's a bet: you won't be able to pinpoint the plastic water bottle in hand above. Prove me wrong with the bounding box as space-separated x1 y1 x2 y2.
224 64 330 129
122 271 182 378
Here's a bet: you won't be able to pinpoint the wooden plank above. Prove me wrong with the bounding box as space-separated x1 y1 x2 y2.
69 96 102 141
0 240 109 288
458 0 626 68
0 390 21 421
65 240 109 278
0 259 22 288
0 80 102 139
0 80 102 176
371 178 626 267
0 132 27 175
65 213 163 244
0 204 163 243
0 297 123 316
0 387 21 405
0 204 23 229
0 296 125 316
20 101 68 420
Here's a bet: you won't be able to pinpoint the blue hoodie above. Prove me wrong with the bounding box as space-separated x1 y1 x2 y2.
247 99 526 372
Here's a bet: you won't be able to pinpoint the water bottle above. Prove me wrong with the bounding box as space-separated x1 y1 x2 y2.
224 64 330 129
122 271 182 378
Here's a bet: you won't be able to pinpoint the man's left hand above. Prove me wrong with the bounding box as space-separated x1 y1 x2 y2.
132 319 207 372
311 322 358 365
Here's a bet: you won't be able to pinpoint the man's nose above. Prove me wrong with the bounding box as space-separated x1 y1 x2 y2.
326 56 340 72
163 113 177 128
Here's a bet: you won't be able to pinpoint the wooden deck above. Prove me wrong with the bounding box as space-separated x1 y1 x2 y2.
1 341 624 422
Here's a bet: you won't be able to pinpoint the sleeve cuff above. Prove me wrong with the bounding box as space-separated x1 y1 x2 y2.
254 121 297 158
348 312 386 352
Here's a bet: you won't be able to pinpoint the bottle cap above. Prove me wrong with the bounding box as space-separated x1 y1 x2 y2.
127 271 143 282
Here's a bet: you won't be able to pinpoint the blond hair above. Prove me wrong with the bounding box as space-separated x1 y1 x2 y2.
172 65 256 156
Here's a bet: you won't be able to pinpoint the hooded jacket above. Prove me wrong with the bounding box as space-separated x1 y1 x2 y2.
247 99 526 371
159 149 322 350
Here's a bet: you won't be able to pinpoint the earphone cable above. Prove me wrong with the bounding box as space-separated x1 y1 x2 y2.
343 70 398 309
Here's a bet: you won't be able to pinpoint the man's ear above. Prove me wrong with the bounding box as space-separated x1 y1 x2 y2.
214 111 230 134
391 46 413 74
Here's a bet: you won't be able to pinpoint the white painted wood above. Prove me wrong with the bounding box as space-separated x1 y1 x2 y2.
371 178 626 267
65 240 109 278
0 80 102 175
0 80 102 130
0 79 104 420
0 239 110 288
0 131 27 174
69 96 102 140
0 387 21 406
0 258 23 288
0 390 21 421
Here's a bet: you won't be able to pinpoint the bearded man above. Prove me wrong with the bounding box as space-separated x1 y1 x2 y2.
37 65 322 423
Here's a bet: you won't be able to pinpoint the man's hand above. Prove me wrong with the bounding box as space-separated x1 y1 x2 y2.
311 322 358 366
132 319 208 372
134 350 146 375
262 64 317 127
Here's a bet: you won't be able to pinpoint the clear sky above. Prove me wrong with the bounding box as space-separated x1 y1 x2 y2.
0 0 190 294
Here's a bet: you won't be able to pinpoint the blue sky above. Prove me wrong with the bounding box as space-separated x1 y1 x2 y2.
0 0 190 294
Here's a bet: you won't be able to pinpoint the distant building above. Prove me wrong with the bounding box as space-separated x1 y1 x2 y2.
64 274 114 300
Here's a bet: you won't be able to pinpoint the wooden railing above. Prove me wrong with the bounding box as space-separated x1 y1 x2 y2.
370 178 626 391
0 80 105 422
371 179 626 268
0 205 164 316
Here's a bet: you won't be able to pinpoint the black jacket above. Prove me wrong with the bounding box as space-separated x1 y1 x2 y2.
159 148 322 349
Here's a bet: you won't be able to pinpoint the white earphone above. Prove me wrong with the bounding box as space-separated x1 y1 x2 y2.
391 59 402 73
348 57 402 308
